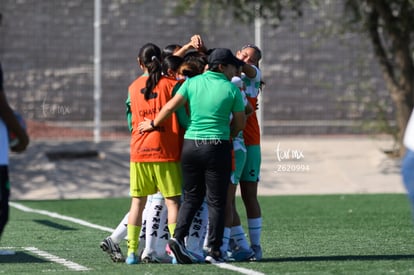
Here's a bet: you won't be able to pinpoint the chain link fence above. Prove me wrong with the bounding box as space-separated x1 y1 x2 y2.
0 0 394 140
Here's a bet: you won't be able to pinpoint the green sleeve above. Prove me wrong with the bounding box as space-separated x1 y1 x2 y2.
172 82 189 129
125 93 132 132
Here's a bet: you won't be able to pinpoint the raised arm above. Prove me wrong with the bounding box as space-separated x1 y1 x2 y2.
230 111 246 138
174 34 207 57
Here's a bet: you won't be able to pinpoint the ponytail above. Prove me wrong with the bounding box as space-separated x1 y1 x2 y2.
137 43 162 100
143 55 162 100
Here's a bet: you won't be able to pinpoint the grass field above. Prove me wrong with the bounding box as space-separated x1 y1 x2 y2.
1 194 414 274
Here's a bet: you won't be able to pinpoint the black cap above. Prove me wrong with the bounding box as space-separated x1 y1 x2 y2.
208 48 245 67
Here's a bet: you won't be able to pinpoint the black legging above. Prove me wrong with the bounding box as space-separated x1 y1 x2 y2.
0 166 10 240
174 139 231 252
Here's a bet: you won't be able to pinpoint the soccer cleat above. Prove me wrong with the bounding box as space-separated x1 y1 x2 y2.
187 250 205 263
125 252 139 264
165 243 173 256
141 253 172 264
167 238 194 264
141 255 154 264
166 243 178 264
205 249 225 264
154 253 173 263
250 244 263 261
100 237 125 262
222 251 233 262
231 246 255 262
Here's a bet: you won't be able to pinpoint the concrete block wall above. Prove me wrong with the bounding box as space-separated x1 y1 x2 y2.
0 0 392 136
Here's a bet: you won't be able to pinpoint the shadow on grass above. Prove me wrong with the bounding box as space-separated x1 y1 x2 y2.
0 251 47 263
34 219 78 231
262 254 414 262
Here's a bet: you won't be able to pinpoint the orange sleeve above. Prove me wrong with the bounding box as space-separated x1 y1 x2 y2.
243 97 261 145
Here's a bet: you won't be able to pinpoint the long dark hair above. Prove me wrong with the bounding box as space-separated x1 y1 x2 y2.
138 43 162 100
161 55 184 76
183 51 207 76
162 44 181 60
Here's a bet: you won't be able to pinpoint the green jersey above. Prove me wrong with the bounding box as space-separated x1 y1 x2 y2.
177 70 245 141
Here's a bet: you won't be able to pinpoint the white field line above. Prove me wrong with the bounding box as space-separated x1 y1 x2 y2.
10 202 265 275
9 202 114 232
0 246 89 271
214 263 266 275
24 247 90 271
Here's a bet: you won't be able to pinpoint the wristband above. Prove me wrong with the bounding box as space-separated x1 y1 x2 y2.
150 120 156 129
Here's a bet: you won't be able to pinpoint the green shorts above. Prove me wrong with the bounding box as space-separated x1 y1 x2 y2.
130 162 182 198
240 145 261 182
231 148 246 185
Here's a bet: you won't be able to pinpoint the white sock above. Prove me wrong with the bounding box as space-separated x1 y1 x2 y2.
110 212 129 243
153 195 169 257
230 225 250 250
144 194 166 257
138 195 152 257
186 200 208 257
220 227 231 255
247 217 262 246
203 221 209 250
